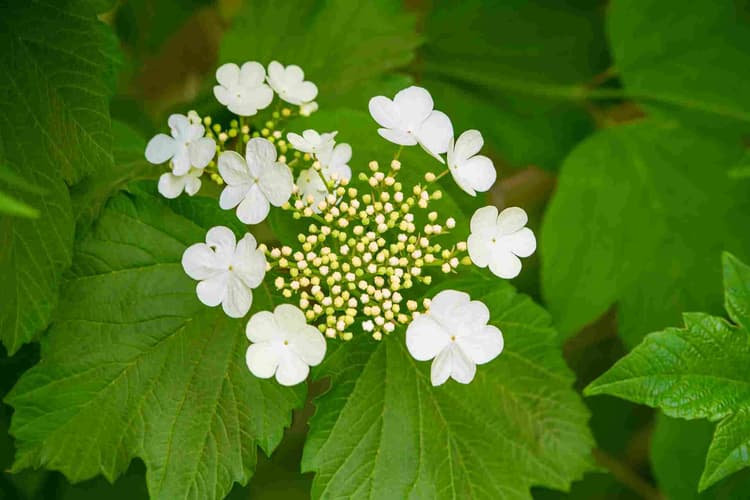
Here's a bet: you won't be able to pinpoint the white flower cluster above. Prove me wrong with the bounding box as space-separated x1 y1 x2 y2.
145 61 536 387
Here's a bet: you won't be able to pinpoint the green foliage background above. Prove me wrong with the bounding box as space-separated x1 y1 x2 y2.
1 0 750 498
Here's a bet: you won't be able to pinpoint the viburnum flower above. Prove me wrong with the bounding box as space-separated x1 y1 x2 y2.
468 206 536 279
245 304 327 386
218 138 294 224
406 290 504 386
213 62 274 116
182 226 266 318
296 168 328 209
267 61 318 106
317 142 352 182
158 167 203 199
145 113 216 175
368 86 453 162
286 129 337 155
447 130 497 196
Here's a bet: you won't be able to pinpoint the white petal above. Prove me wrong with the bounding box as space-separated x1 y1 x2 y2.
220 184 249 210
246 137 277 165
331 143 352 166
452 130 484 164
171 145 191 176
183 176 201 196
284 65 305 83
246 311 281 343
393 86 433 129
406 315 452 361
246 343 280 379
189 137 216 169
222 274 252 318
452 300 491 333
218 151 252 185
416 110 453 157
216 63 240 87
157 172 185 199
288 325 326 367
168 114 190 138
259 163 293 206
239 61 266 86
454 155 496 195
457 325 504 365
286 132 310 153
290 81 318 104
470 205 499 236
449 346 477 384
236 185 270 224
267 61 284 86
368 96 401 129
429 289 470 316
184 124 206 142
205 226 236 264
275 351 310 386
496 207 528 235
145 134 176 164
196 272 228 307
274 303 308 331
377 128 417 146
502 227 537 258
232 234 266 289
467 233 491 268
430 345 453 386
213 85 232 106
489 250 523 279
182 243 223 280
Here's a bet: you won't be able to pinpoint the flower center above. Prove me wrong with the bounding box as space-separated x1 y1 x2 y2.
450 335 456 341
283 340 289 346
228 265 234 271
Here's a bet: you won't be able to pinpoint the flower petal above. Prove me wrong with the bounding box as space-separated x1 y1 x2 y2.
168 114 190 138
245 343 280 379
267 61 284 86
171 145 191 176
232 234 266 289
368 96 401 129
416 110 453 157
189 137 216 169
286 132 310 153
429 289 470 317
205 226 236 264
246 310 281 343
288 325 326 367
222 274 252 318
393 86 433 129
455 155 496 195
236 185 270 224
452 130 484 164
246 137 277 165
196 272 228 307
275 350 310 386
406 315 452 361
182 243 223 280
489 250 522 279
470 205 499 236
449 345 477 384
216 63 240 87
213 85 232 106
377 128 417 146
218 151 252 185
274 303 307 331
457 325 504 365
157 172 185 199
430 345 453 386
239 61 266 86
183 175 201 196
259 163 293 206
496 206 528 235
467 233 491 268
145 134 176 164
219 184 249 210
291 81 318 104
502 227 537 258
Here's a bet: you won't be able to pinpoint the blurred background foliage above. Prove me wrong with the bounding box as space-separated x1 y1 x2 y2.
2 0 749 498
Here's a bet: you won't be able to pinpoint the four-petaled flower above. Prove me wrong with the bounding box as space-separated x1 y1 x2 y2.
447 130 496 196
213 62 274 116
246 304 327 386
368 86 453 162
158 167 203 199
182 226 266 318
218 138 294 224
286 129 337 155
267 61 318 106
145 113 216 175
406 290 504 386
468 206 536 279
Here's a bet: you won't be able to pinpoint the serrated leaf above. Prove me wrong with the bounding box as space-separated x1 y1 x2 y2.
421 0 609 169
6 187 305 500
541 119 750 346
302 276 594 499
586 253 750 490
219 0 420 108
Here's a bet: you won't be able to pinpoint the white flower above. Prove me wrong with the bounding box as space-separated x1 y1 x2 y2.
296 168 328 210
286 129 337 155
245 304 327 386
406 290 503 386
145 114 216 175
218 138 294 224
182 226 266 318
317 142 352 182
468 206 536 279
447 130 496 196
267 61 318 106
213 62 274 116
158 167 203 199
368 86 453 162
299 101 319 116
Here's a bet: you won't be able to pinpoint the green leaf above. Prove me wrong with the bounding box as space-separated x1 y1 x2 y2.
303 276 595 498
0 190 39 218
421 0 609 169
219 0 420 108
586 253 750 490
6 187 305 500
541 119 750 346
607 0 750 134
0 0 121 185
723 252 750 332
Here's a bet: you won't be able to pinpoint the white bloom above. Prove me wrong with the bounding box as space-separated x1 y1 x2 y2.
406 290 503 386
267 61 318 106
213 62 274 116
468 206 536 279
447 130 496 196
218 138 294 224
182 226 266 318
296 168 328 210
286 129 337 155
368 86 453 162
299 101 319 116
158 167 203 199
145 114 216 175
245 304 326 386
317 142 352 182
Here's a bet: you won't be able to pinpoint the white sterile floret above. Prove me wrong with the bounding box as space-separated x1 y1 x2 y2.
317 142 352 182
218 138 294 224
468 206 536 279
286 129 337 155
267 61 318 106
182 226 266 318
368 86 453 163
145 113 216 175
213 62 274 116
447 130 497 196
158 167 203 199
406 290 503 386
245 304 327 386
